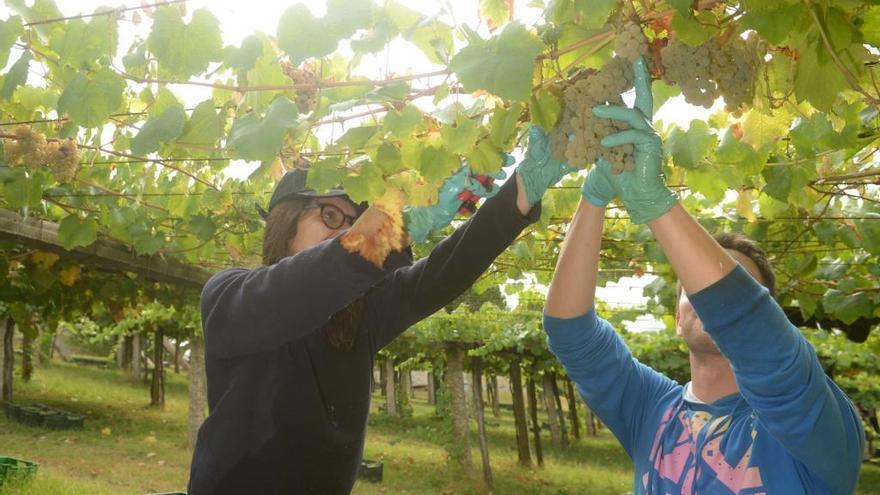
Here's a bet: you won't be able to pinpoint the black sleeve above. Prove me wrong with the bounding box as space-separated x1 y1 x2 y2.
200 237 386 359
365 172 540 352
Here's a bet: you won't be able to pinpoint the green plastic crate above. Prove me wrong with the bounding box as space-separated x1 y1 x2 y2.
0 456 38 485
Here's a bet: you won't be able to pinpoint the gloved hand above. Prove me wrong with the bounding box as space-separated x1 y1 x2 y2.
580 158 617 207
404 166 469 243
591 57 677 224
516 125 576 205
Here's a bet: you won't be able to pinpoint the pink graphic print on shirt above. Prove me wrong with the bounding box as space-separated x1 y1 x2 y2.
643 405 765 494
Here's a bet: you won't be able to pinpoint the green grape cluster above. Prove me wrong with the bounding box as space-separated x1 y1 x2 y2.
615 20 649 62
661 35 760 111
282 62 319 114
3 125 81 183
550 56 636 173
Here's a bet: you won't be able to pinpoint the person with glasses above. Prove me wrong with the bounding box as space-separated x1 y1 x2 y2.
188 146 573 494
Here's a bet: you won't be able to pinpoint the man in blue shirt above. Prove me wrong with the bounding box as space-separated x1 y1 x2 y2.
543 57 864 494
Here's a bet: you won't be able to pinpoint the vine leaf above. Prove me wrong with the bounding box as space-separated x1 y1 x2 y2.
0 16 23 68
0 51 30 101
147 7 223 79
794 40 848 113
228 97 299 163
529 88 561 131
58 215 98 250
130 106 186 156
178 100 222 148
277 0 374 64
450 22 544 102
57 68 125 128
665 120 716 170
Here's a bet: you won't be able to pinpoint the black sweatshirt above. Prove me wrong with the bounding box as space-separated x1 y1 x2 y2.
187 176 539 494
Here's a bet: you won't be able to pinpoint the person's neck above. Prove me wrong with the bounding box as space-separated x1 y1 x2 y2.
689 352 739 404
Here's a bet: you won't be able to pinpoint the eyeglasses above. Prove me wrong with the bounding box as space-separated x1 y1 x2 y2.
304 202 358 230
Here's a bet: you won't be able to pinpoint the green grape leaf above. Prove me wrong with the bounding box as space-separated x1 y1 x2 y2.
489 101 523 150
441 117 481 155
863 6 880 47
530 88 561 130
278 0 373 65
652 80 681 112
384 105 423 138
715 130 766 177
466 140 504 174
684 167 727 202
450 22 544 101
741 109 792 150
336 126 379 150
228 97 299 163
130 106 186 156
0 16 23 68
244 40 290 114
49 13 117 69
0 51 31 101
277 5 339 64
420 146 459 183
0 167 43 208
665 120 716 170
188 215 216 242
58 215 98 250
307 157 347 192
855 212 880 255
178 100 222 148
123 41 148 76
374 141 404 174
408 21 454 65
794 41 848 113
225 34 263 71
480 0 510 28
57 68 125 128
668 0 692 15
761 165 793 202
148 7 223 79
739 3 803 45
671 11 715 46
342 161 386 203
823 289 873 325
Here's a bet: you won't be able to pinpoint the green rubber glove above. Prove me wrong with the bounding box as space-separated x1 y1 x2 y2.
516 125 576 205
404 166 469 243
580 158 617 207
591 57 677 224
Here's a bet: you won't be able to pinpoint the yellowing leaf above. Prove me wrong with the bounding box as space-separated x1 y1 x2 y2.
736 188 757 223
59 265 82 286
31 251 60 269
741 109 792 150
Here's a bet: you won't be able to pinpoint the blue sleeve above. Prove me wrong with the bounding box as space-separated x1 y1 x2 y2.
689 265 865 493
544 309 680 459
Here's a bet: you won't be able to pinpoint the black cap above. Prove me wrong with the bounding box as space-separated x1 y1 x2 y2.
258 168 366 219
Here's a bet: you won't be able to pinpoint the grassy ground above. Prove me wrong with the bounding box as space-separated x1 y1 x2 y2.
0 361 878 494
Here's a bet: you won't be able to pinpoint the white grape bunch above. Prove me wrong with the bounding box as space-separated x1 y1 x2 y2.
661 35 761 111
550 56 637 173
615 20 649 62
282 61 319 114
3 125 81 183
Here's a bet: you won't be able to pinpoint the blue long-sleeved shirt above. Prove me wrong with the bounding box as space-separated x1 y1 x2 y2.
545 265 864 494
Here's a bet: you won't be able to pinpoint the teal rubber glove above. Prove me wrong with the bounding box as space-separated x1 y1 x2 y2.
516 125 576 205
591 57 677 224
580 158 617 207
404 166 469 243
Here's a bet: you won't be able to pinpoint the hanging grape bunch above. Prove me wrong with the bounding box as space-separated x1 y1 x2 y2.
282 61 319 114
549 21 646 174
2 125 81 183
660 33 760 111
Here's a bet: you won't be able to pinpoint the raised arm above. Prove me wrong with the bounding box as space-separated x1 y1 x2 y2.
594 57 864 491
366 133 572 351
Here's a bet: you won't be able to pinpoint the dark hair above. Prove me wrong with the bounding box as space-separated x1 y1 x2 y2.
713 232 777 299
262 198 364 351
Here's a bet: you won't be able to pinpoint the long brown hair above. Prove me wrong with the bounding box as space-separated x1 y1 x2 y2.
262 198 365 351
